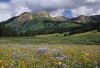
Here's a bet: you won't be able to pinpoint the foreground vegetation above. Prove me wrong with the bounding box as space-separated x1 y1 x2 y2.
0 44 100 68
0 31 100 44
0 31 100 68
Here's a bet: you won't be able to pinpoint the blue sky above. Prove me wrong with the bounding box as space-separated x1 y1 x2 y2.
0 0 100 22
64 10 73 18
0 0 10 2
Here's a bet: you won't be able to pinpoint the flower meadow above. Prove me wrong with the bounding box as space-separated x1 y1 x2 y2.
0 44 100 68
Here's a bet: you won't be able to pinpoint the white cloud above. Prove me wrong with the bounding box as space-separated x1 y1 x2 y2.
13 7 31 16
71 7 94 17
0 13 11 22
50 9 64 17
93 10 100 15
0 0 100 22
0 3 12 22
86 0 96 3
0 3 10 9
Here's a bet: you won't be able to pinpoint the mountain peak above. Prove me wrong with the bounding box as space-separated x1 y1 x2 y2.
70 15 87 24
16 12 33 24
36 11 51 18
78 15 86 19
20 12 33 16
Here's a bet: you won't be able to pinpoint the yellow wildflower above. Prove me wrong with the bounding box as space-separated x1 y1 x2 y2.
0 60 3 63
11 60 15 64
58 61 62 65
1 66 4 68
84 53 90 56
31 57 35 61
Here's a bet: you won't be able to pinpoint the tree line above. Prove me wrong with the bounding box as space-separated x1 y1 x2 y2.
0 24 18 37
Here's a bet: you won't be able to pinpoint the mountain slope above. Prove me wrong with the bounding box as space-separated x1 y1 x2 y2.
0 11 100 37
70 15 100 24
1 11 81 34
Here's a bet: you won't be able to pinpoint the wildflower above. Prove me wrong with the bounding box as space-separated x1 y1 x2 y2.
0 60 3 63
31 57 35 62
38 47 48 53
62 63 67 68
56 57 64 61
52 49 61 56
12 64 14 66
1 66 4 68
11 60 15 64
84 53 90 56
11 64 14 66
13 52 17 55
58 61 62 65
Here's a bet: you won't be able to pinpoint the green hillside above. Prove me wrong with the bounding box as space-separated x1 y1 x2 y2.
0 31 100 44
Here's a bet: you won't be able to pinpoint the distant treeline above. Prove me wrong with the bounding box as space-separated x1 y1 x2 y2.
0 22 100 37
68 22 100 35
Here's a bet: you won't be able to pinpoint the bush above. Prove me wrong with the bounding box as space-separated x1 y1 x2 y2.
64 32 69 36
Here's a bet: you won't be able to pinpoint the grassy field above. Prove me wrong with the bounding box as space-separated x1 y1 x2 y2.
0 44 100 68
0 31 100 68
0 31 100 44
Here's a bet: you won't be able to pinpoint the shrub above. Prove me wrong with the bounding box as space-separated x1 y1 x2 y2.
64 32 69 36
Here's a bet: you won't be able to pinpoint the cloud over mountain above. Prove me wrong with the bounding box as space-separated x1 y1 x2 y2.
0 0 100 22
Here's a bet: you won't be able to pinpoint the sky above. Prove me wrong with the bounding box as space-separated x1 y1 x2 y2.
0 0 100 22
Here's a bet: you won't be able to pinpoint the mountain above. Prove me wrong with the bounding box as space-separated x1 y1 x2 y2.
0 11 100 37
16 12 33 23
0 11 81 34
35 11 51 18
70 15 100 24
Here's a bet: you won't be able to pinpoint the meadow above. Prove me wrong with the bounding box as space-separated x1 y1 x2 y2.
0 44 100 68
0 31 100 68
0 31 100 45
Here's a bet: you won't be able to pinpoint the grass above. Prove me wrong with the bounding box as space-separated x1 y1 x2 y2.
0 31 100 44
0 44 100 68
0 31 100 68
